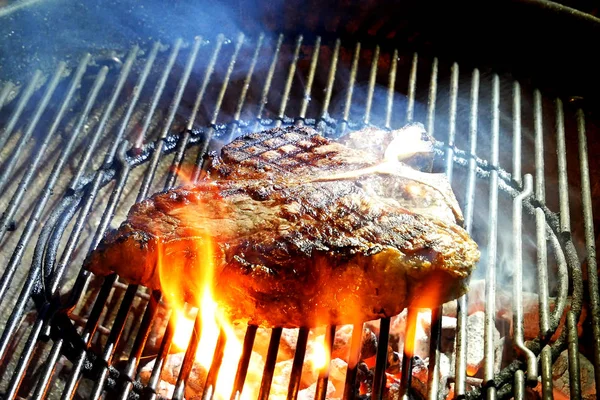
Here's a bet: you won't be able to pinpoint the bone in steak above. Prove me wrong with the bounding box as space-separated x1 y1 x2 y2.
84 125 480 328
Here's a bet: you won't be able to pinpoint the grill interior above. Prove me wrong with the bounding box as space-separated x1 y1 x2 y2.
0 14 599 400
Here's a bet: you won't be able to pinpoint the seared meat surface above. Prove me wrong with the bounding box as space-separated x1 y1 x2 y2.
85 125 479 327
208 124 462 225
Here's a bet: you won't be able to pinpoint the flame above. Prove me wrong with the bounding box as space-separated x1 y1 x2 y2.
172 309 195 351
157 173 254 400
403 273 445 358
311 335 330 371
172 165 196 187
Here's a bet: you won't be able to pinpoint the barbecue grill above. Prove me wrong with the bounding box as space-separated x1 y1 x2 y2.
0 0 599 399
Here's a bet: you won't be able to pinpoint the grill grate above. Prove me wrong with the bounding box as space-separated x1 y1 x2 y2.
0 33 598 400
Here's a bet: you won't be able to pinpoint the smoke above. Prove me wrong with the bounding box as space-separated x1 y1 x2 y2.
0 0 572 304
0 0 274 81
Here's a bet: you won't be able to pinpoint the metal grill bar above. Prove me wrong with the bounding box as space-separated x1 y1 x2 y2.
70 46 139 188
254 34 283 129
60 153 130 398
230 325 258 400
445 63 458 183
39 94 116 396
83 43 164 397
274 35 303 128
62 274 117 398
566 311 581 398
315 325 336 400
0 70 42 151
203 329 227 400
547 97 570 388
150 36 256 399
372 317 391 400
196 32 245 166
298 37 321 122
406 53 417 123
539 345 553 399
176 36 248 397
172 311 202 400
90 284 139 399
0 81 14 112
209 33 245 128
32 331 65 399
379 47 422 400
533 90 551 340
56 45 140 398
0 55 88 243
286 327 310 400
426 58 438 137
454 67 480 398
105 41 161 165
186 36 222 134
384 49 398 130
0 62 65 192
0 54 88 395
513 371 525 400
4 308 43 398
400 308 418 397
428 59 460 400
119 96 194 399
91 37 201 398
0 63 107 366
171 37 245 397
511 81 526 400
143 36 243 398
483 73 500 399
511 175 536 385
226 33 264 141
426 307 442 400
340 42 360 135
117 290 161 399
64 47 184 397
577 107 600 396
554 99 570 233
146 322 175 400
140 39 199 195
512 82 522 184
25 66 108 399
343 324 362 400
363 45 379 125
76 48 162 398
317 39 340 130
257 327 282 400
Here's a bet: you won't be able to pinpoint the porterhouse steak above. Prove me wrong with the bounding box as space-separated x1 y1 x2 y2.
84 125 479 327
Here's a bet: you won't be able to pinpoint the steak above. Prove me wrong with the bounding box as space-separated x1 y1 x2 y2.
208 124 463 225
84 125 479 328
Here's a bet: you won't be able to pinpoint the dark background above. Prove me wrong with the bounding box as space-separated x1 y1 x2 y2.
1 0 600 106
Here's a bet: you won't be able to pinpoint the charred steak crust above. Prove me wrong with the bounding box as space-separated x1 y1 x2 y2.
85 178 478 327
85 125 480 328
207 126 380 181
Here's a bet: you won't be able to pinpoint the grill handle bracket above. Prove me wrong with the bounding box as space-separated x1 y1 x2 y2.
511 174 538 385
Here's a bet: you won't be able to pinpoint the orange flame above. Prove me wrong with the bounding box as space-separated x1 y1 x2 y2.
404 273 445 357
157 171 255 400
311 334 330 371
172 165 197 187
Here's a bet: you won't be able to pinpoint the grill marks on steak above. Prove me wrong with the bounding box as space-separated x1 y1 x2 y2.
208 128 379 181
84 125 480 327
208 125 463 226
